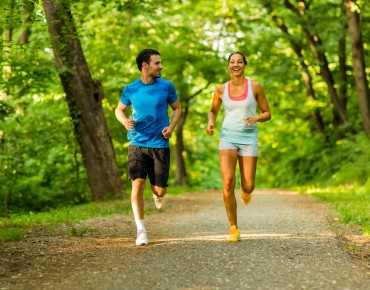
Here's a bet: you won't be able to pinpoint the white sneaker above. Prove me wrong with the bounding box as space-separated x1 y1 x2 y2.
135 229 148 246
153 194 166 209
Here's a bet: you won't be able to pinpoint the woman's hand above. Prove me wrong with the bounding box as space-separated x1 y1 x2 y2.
206 123 214 136
243 115 259 126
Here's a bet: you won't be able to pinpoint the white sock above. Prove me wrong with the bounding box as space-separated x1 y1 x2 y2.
135 219 145 231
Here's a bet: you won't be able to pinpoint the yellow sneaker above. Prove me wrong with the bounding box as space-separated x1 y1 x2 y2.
241 192 252 206
226 225 240 242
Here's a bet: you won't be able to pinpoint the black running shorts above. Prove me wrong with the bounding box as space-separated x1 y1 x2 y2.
128 145 170 187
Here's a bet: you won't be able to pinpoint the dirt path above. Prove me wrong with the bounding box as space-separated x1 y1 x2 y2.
1 190 369 290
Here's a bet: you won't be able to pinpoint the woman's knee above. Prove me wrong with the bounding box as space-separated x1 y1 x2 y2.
223 177 236 192
241 183 255 194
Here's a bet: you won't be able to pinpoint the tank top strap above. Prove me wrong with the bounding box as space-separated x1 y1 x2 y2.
222 81 229 101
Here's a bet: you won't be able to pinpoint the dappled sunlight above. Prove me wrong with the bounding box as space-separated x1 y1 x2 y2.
254 189 299 195
149 231 336 245
53 230 337 251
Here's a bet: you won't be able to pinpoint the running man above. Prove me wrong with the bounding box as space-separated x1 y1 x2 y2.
115 48 181 246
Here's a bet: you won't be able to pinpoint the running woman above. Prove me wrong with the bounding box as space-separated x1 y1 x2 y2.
206 51 271 242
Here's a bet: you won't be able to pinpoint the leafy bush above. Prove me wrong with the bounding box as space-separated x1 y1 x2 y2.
0 96 90 215
259 128 369 189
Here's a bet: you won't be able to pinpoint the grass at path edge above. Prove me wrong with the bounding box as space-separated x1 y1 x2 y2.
0 186 191 242
297 185 370 236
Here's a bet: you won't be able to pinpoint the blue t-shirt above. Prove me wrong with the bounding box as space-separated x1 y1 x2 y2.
120 78 179 148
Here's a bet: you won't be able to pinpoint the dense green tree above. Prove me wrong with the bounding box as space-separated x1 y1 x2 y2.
346 0 370 135
0 0 368 213
42 0 124 200
262 0 326 136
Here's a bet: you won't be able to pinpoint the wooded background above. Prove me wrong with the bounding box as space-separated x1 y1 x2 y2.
1 0 369 214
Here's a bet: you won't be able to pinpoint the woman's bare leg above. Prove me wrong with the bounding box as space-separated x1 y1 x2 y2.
239 156 258 195
219 149 238 227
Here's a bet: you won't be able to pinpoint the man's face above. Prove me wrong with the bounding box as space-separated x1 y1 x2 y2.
146 54 163 78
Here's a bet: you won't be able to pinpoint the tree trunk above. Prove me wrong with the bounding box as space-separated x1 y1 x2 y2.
173 82 211 186
301 71 326 134
42 0 125 200
338 0 348 109
263 2 326 135
346 0 370 135
174 107 188 186
4 28 12 88
284 0 349 128
19 1 34 44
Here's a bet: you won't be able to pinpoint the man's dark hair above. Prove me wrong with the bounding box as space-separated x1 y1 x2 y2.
136 49 160 71
228 51 248 65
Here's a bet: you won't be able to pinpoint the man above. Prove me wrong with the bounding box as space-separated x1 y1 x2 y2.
115 49 181 246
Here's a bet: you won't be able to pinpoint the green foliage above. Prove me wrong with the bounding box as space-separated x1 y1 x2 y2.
262 131 370 188
0 228 23 242
0 95 90 214
330 134 370 185
0 100 14 120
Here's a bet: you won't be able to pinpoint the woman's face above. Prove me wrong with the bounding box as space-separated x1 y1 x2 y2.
228 53 246 77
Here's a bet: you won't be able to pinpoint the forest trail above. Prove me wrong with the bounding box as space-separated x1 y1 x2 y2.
1 189 369 290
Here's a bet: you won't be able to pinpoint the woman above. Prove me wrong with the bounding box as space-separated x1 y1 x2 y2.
206 51 271 242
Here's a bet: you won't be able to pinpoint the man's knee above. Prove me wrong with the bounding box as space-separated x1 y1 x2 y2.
132 178 146 189
152 185 166 197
